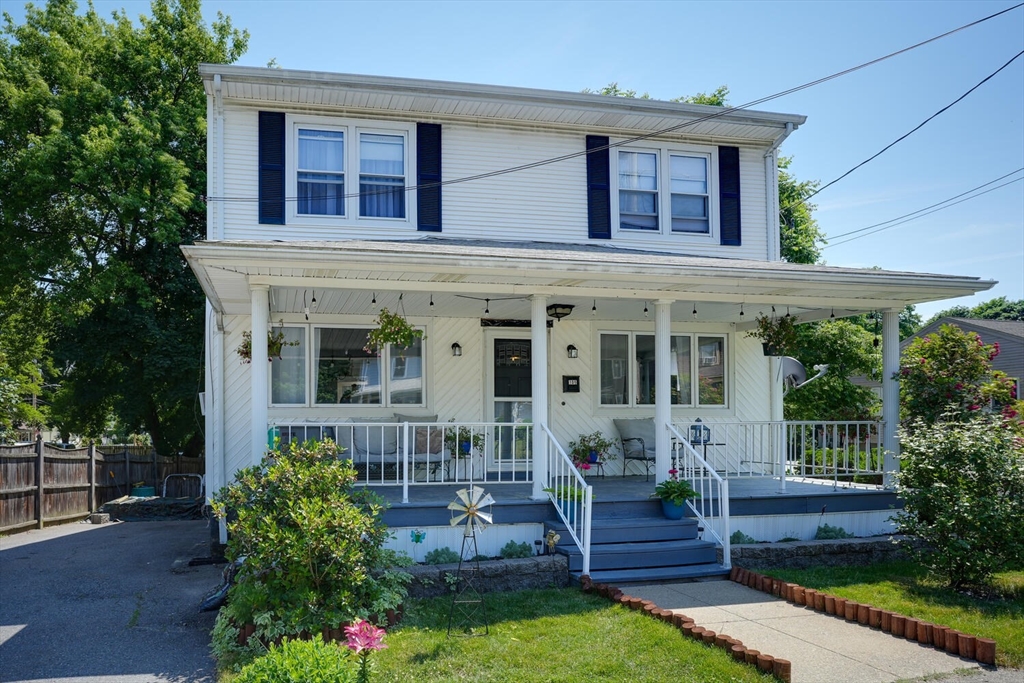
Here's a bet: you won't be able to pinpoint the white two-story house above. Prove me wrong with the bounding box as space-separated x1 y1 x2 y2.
183 65 993 574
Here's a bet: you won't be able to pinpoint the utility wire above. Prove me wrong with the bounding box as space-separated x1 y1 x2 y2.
782 48 1024 213
205 3 1024 205
825 168 1024 240
823 175 1024 248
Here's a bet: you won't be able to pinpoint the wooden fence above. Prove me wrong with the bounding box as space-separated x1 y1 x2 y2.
0 438 204 534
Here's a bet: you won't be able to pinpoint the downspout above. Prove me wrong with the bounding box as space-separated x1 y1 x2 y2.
212 73 225 241
764 122 795 262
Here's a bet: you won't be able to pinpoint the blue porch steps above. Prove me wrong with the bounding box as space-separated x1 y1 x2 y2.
545 502 728 584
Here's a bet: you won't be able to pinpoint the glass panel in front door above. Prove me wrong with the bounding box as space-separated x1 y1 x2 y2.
494 339 532 463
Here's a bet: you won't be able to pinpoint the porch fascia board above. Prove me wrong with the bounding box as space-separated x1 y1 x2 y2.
182 240 995 315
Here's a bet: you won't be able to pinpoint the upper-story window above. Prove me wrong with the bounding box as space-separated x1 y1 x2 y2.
614 143 718 239
288 116 413 225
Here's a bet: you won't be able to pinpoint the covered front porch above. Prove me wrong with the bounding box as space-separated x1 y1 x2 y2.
183 237 994 564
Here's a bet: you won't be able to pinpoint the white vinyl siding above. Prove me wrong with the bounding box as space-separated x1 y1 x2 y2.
218 106 770 259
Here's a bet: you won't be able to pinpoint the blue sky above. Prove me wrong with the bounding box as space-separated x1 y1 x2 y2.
5 0 1022 319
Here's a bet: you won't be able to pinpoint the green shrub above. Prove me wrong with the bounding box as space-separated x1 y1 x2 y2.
778 537 800 543
210 439 408 670
894 415 1024 588
234 636 356 683
500 540 534 559
730 530 757 545
424 547 460 565
470 554 491 562
814 524 853 540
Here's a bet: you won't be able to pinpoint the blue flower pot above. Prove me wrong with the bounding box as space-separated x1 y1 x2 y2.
660 499 686 520
559 501 577 525
588 450 599 463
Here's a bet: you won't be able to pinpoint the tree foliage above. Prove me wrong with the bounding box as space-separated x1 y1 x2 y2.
0 0 248 454
784 320 881 421
926 296 1024 325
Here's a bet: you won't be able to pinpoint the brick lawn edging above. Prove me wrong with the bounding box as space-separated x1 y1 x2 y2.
728 566 998 667
405 555 569 599
578 575 793 682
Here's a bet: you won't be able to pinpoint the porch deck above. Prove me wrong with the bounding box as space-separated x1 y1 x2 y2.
377 476 900 527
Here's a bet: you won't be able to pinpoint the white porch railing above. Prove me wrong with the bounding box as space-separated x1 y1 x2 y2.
668 423 731 570
541 423 592 576
268 421 533 502
676 420 885 488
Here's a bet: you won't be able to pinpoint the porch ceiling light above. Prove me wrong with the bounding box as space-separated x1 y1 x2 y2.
567 344 578 359
451 342 462 357
546 303 574 320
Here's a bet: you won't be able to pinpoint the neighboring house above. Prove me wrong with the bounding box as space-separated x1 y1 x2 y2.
903 318 1024 395
183 66 995 569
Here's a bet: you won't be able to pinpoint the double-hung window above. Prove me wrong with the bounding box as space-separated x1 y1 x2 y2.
615 144 716 238
290 117 411 224
599 332 726 407
269 325 424 407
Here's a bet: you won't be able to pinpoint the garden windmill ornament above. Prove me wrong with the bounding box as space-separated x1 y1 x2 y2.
446 486 493 636
447 485 494 536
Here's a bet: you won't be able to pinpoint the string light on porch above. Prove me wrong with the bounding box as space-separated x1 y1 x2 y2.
429 294 434 308
371 292 377 309
692 303 698 319
830 308 836 319
739 303 745 319
591 299 597 316
643 301 649 318
303 290 310 320
873 312 880 347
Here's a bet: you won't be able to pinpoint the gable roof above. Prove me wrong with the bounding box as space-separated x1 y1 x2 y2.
945 318 1024 339
200 64 805 144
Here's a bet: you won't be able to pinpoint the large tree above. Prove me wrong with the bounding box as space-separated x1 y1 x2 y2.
0 0 247 454
926 296 1024 325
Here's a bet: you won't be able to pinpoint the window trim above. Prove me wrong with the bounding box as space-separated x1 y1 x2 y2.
611 141 720 242
285 114 416 228
268 322 427 408
596 330 728 409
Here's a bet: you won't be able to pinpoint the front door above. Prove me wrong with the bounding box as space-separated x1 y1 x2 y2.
491 338 532 469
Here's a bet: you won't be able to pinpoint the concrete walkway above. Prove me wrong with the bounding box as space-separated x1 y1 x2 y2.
622 579 983 683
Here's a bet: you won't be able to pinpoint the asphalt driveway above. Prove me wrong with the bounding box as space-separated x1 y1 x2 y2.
0 520 222 683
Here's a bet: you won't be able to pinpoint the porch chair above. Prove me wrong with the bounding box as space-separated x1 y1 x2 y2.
612 418 657 481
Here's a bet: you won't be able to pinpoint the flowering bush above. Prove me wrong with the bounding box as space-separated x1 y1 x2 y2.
364 308 423 354
896 323 1017 428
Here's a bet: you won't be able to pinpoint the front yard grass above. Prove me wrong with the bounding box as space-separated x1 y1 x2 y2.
374 588 770 682
765 561 1024 668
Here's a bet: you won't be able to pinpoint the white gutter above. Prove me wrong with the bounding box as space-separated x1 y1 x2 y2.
765 122 795 262
212 74 224 240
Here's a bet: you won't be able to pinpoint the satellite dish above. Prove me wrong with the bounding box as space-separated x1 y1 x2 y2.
447 486 495 537
781 356 807 389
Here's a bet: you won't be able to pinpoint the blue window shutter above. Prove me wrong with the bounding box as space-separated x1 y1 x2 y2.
258 111 286 225
417 123 442 232
586 135 611 239
718 145 741 246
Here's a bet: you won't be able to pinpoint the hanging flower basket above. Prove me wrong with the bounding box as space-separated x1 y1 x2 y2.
236 324 298 363
364 307 424 354
745 313 798 357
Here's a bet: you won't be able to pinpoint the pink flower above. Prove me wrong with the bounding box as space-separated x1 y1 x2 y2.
955 383 963 390
668 469 678 475
919 358 926 364
580 462 591 470
969 404 980 411
344 619 387 654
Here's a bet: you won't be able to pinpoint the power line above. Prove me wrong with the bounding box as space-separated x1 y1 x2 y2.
823 174 1024 248
825 168 1024 240
783 48 1024 213
205 3 1024 205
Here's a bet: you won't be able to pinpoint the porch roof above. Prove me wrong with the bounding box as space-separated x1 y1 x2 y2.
181 238 995 322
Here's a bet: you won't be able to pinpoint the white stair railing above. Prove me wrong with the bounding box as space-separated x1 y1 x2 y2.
668 423 731 570
541 423 592 576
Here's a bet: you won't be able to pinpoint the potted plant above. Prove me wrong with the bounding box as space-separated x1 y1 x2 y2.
236 323 299 363
364 307 424 354
568 431 616 471
444 422 486 459
746 312 798 356
651 468 699 520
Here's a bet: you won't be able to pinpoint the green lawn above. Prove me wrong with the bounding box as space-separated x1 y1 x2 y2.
374 588 771 682
765 561 1024 668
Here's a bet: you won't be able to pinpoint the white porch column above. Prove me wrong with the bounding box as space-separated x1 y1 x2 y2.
250 285 270 467
882 309 901 489
530 295 549 499
655 300 672 483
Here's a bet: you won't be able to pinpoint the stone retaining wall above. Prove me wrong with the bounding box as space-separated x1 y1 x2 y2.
406 555 568 598
731 536 922 569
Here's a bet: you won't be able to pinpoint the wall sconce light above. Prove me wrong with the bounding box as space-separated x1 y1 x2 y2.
567 344 578 359
546 303 574 320
451 342 462 357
